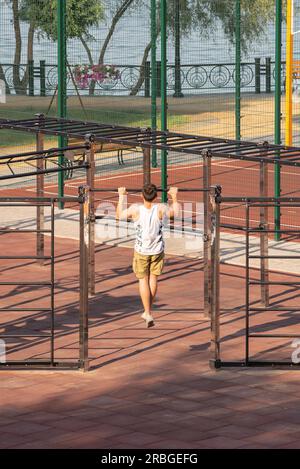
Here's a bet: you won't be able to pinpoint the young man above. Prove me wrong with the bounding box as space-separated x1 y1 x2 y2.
116 184 180 328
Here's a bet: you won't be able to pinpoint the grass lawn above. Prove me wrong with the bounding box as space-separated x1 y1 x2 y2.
0 102 188 148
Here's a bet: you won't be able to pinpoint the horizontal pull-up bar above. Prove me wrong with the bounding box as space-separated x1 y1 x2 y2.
0 163 89 181
0 144 89 161
91 188 208 193
220 196 300 203
0 196 83 204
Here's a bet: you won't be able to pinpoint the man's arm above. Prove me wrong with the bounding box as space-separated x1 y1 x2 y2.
167 187 180 219
116 187 139 221
159 187 181 220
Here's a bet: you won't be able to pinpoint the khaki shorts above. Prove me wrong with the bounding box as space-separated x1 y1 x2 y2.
133 251 165 279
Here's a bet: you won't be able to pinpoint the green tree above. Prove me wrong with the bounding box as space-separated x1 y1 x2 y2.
20 0 104 41
5 0 104 94
131 0 276 95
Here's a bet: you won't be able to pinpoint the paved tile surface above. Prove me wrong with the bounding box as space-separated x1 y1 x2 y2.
1 235 300 449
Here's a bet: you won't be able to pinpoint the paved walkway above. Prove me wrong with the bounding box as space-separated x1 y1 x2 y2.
1 226 300 448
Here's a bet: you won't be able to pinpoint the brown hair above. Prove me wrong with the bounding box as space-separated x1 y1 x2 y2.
142 183 158 202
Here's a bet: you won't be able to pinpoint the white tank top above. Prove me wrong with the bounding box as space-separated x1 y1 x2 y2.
134 204 164 255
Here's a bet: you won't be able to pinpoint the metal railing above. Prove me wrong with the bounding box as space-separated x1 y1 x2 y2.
1 58 286 97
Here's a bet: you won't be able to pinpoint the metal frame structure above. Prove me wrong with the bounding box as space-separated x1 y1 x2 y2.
0 187 89 371
2 117 300 368
3 116 300 311
0 114 300 308
210 189 300 368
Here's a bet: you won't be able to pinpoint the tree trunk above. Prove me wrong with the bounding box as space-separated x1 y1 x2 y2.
20 22 35 93
98 0 135 65
130 26 161 97
12 0 22 94
0 64 11 95
80 35 94 65
88 0 135 96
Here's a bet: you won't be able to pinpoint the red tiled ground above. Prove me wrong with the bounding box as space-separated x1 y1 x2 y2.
1 233 300 449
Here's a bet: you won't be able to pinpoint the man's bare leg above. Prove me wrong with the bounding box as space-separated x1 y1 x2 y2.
149 274 158 306
139 276 151 315
139 276 155 327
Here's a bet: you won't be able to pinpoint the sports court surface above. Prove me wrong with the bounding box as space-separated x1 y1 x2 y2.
1 146 300 448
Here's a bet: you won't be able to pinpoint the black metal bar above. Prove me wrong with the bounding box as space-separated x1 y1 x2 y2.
0 308 52 312
0 361 81 369
0 196 81 203
250 306 300 311
0 256 52 260
50 201 55 366
245 203 250 366
0 281 52 286
221 197 300 203
249 333 300 338
0 144 88 161
248 229 300 233
214 361 300 368
0 334 51 338
249 281 300 285
0 163 88 181
249 255 300 259
0 229 51 234
91 187 208 193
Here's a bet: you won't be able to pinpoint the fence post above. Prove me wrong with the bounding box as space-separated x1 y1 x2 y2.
266 57 272 93
151 0 158 167
173 0 184 98
210 186 221 369
160 0 168 203
40 60 46 97
28 60 34 96
203 150 212 317
260 143 269 307
274 0 282 241
85 134 96 297
143 144 151 185
57 0 67 208
36 113 45 265
79 185 89 372
255 58 261 94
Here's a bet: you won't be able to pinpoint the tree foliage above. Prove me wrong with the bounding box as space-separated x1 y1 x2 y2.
166 0 276 51
19 0 105 40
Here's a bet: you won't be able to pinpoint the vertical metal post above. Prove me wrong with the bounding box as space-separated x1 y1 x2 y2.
36 114 45 265
286 0 293 146
210 187 221 368
235 0 241 141
255 58 261 94
260 155 269 307
143 146 151 185
245 203 250 365
79 186 89 372
266 57 272 93
203 150 212 317
161 0 168 203
275 0 282 240
151 0 157 167
86 134 96 297
29 60 34 96
40 60 46 97
173 0 183 98
50 201 55 365
57 0 67 209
